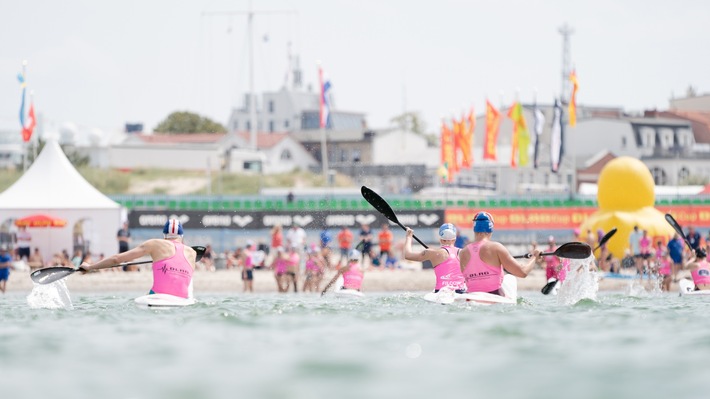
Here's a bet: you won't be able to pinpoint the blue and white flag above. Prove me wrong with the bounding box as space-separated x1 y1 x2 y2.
319 66 332 129
550 99 564 173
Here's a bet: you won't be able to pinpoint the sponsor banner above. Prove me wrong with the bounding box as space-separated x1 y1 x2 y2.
447 205 710 230
128 210 445 230
446 208 597 230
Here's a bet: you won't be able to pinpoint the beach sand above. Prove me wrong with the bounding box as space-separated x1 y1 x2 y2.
6 264 676 294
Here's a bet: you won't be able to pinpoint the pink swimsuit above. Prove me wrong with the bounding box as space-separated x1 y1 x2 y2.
273 257 287 274
342 263 364 290
461 241 504 293
691 260 710 286
151 242 194 298
306 259 321 273
434 245 466 292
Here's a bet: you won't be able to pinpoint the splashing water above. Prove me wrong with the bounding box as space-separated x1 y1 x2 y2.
26 279 73 310
556 255 598 306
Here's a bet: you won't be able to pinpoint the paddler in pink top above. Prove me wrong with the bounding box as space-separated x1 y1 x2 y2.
684 248 710 291
341 249 364 291
458 211 541 296
403 223 466 293
80 218 197 298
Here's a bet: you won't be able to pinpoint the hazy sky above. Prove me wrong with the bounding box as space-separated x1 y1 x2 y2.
1 0 709 136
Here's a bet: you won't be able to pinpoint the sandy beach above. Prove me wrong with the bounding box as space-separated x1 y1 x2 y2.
6 264 676 294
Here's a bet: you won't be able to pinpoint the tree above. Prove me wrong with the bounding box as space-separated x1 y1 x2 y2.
390 111 427 136
23 138 90 168
154 111 226 134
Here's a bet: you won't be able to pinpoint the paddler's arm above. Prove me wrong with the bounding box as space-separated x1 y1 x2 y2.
403 228 430 262
80 241 152 272
497 243 541 278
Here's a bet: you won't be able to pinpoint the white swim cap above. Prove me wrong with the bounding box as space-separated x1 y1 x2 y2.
439 223 457 240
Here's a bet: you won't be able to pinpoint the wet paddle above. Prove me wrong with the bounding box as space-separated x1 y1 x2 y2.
665 213 695 252
30 245 207 285
361 186 428 249
539 229 617 295
513 242 592 260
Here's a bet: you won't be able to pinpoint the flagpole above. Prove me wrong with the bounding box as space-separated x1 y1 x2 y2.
21 60 27 173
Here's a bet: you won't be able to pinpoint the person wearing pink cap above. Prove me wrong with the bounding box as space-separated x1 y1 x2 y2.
459 211 541 297
80 218 197 299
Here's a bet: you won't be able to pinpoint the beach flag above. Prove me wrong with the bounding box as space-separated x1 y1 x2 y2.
483 100 500 160
508 102 530 167
568 70 578 126
18 71 26 131
22 102 36 142
319 66 332 128
440 120 456 182
460 108 474 168
550 99 565 173
532 103 545 169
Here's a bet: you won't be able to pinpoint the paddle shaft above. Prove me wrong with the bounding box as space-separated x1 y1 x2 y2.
360 186 428 249
666 214 695 252
320 269 345 296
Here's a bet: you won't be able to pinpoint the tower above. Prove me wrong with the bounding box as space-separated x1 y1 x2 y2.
558 23 574 104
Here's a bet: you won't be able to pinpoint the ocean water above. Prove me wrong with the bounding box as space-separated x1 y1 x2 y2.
2 286 709 399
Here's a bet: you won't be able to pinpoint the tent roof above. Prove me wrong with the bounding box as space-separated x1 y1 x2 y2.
0 140 119 209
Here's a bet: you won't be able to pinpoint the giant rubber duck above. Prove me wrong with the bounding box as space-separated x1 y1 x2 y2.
579 156 674 259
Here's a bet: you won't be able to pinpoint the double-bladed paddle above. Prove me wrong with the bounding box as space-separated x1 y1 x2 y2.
513 242 592 260
539 228 617 295
30 245 207 285
361 186 428 249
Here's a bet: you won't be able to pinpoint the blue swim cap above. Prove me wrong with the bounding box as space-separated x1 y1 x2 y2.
163 218 184 237
473 211 494 233
439 223 457 240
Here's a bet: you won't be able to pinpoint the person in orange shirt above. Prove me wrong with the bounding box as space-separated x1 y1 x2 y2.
337 226 353 266
378 223 394 268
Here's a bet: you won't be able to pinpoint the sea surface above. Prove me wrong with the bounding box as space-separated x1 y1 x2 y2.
2 284 710 399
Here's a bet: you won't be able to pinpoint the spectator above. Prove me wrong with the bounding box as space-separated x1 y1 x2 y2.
28 247 44 270
0 245 13 294
337 226 353 266
117 222 132 271
667 233 684 282
16 226 31 261
359 224 374 268
286 191 295 204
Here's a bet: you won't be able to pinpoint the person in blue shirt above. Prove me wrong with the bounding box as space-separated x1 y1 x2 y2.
667 233 684 282
0 245 13 294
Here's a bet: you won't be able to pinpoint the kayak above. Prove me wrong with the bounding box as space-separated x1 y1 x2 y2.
134 293 197 308
332 276 365 298
423 275 518 305
679 279 710 296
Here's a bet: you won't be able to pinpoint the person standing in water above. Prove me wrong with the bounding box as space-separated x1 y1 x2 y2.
80 219 197 299
403 223 466 293
458 212 541 296
0 245 13 294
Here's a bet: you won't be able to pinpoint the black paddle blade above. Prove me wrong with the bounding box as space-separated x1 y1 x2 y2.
541 279 558 295
597 227 617 249
361 186 399 225
665 213 693 251
192 245 207 262
30 267 77 285
554 242 593 259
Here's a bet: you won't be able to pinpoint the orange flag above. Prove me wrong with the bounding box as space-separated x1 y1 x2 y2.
440 121 456 181
466 108 475 166
484 100 500 160
456 109 473 168
569 70 579 126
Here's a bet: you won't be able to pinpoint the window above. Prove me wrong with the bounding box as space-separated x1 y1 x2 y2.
352 149 361 163
280 149 292 160
232 120 239 131
246 121 251 131
268 100 275 113
284 120 290 129
651 166 667 185
678 167 690 182
621 136 627 148
269 120 274 132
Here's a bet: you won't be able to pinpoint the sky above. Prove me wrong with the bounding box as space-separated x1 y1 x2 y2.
1 0 709 138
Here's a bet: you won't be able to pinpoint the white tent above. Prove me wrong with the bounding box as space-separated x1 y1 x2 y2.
0 140 121 264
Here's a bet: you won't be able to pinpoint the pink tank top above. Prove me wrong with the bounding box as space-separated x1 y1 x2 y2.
658 259 671 276
691 260 710 286
273 257 287 274
244 250 253 269
342 263 363 290
306 259 321 272
434 245 466 291
462 241 503 293
151 242 194 298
